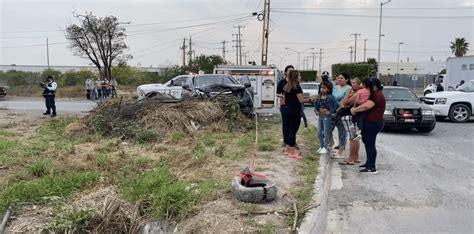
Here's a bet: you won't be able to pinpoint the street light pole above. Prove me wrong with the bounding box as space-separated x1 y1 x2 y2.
396 42 404 81
377 0 391 79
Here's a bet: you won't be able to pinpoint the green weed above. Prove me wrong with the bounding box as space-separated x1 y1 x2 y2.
0 171 99 212
119 164 196 219
94 153 111 167
46 208 93 232
27 159 53 177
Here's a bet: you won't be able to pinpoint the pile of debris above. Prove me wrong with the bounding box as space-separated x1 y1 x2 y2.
85 96 246 142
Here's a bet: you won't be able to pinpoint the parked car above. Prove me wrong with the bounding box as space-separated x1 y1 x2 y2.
300 82 319 106
424 80 474 123
0 86 6 98
382 86 436 132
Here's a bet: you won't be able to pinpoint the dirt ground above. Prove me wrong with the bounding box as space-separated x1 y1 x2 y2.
0 109 317 232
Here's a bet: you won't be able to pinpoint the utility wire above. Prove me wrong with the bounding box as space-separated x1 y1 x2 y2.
272 10 474 19
0 42 68 49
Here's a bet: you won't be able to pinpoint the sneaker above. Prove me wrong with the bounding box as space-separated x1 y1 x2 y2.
43 112 50 115
319 148 328 154
50 113 57 117
359 168 377 174
359 164 367 168
316 147 322 153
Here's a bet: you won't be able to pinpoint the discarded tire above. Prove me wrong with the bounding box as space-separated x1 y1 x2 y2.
231 175 277 203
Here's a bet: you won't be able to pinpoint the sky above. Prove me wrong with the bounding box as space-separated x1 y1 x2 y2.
1 0 473 72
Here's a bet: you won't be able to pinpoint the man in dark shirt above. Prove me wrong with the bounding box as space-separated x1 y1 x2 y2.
436 80 444 92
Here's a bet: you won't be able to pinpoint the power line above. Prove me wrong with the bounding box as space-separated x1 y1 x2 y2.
271 7 473 10
0 41 68 49
131 16 251 59
272 10 474 19
125 13 254 27
128 16 252 37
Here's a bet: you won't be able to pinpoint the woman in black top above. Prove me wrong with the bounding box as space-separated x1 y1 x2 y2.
282 70 312 159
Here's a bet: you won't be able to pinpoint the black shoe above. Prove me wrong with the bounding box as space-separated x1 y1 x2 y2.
43 112 50 115
333 145 340 150
359 168 377 174
50 113 57 117
359 164 367 168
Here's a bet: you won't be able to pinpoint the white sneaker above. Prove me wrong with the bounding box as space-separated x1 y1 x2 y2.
316 147 322 153
319 148 328 154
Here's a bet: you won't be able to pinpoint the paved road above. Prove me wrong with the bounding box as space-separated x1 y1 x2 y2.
324 119 474 233
0 97 96 113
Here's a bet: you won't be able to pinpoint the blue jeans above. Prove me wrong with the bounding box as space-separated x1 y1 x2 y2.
336 115 348 147
362 121 384 169
317 115 333 149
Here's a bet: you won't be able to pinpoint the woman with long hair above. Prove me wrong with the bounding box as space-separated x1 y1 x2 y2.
351 78 386 174
332 73 351 158
338 77 362 165
277 65 295 149
282 70 312 158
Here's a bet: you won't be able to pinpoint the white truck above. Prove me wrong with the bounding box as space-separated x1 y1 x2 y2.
213 65 282 108
423 56 474 96
424 80 474 123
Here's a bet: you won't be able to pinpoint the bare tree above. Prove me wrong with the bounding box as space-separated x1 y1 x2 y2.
66 12 130 80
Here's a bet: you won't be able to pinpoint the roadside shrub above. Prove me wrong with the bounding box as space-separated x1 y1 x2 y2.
119 165 196 219
47 208 93 233
0 171 99 212
27 159 53 177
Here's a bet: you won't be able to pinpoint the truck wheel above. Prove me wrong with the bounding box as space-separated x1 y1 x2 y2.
231 175 277 203
449 104 471 123
424 90 432 96
416 123 435 133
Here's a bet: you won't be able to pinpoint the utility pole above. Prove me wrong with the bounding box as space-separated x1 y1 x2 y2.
349 46 353 63
261 0 270 65
188 36 193 69
363 39 368 62
221 40 228 61
318 48 323 75
243 52 249 65
233 25 245 65
46 38 50 69
180 38 187 67
350 33 361 63
310 51 317 70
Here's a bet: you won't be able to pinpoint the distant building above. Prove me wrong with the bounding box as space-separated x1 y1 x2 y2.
379 61 446 88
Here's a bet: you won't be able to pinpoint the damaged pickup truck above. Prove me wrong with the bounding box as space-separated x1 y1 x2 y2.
137 74 255 117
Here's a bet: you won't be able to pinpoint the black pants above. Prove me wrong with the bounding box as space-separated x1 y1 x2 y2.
44 95 56 114
362 121 384 169
282 108 301 147
280 105 289 145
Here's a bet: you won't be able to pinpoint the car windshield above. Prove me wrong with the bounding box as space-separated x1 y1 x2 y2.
382 88 419 101
300 83 318 90
194 75 237 87
455 81 474 92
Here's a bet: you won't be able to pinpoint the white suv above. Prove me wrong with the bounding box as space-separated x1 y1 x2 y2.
424 80 474 123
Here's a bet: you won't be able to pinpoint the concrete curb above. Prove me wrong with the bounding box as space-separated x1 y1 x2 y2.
299 152 333 234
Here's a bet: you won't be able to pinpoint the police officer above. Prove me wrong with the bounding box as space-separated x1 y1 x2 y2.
42 75 57 117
